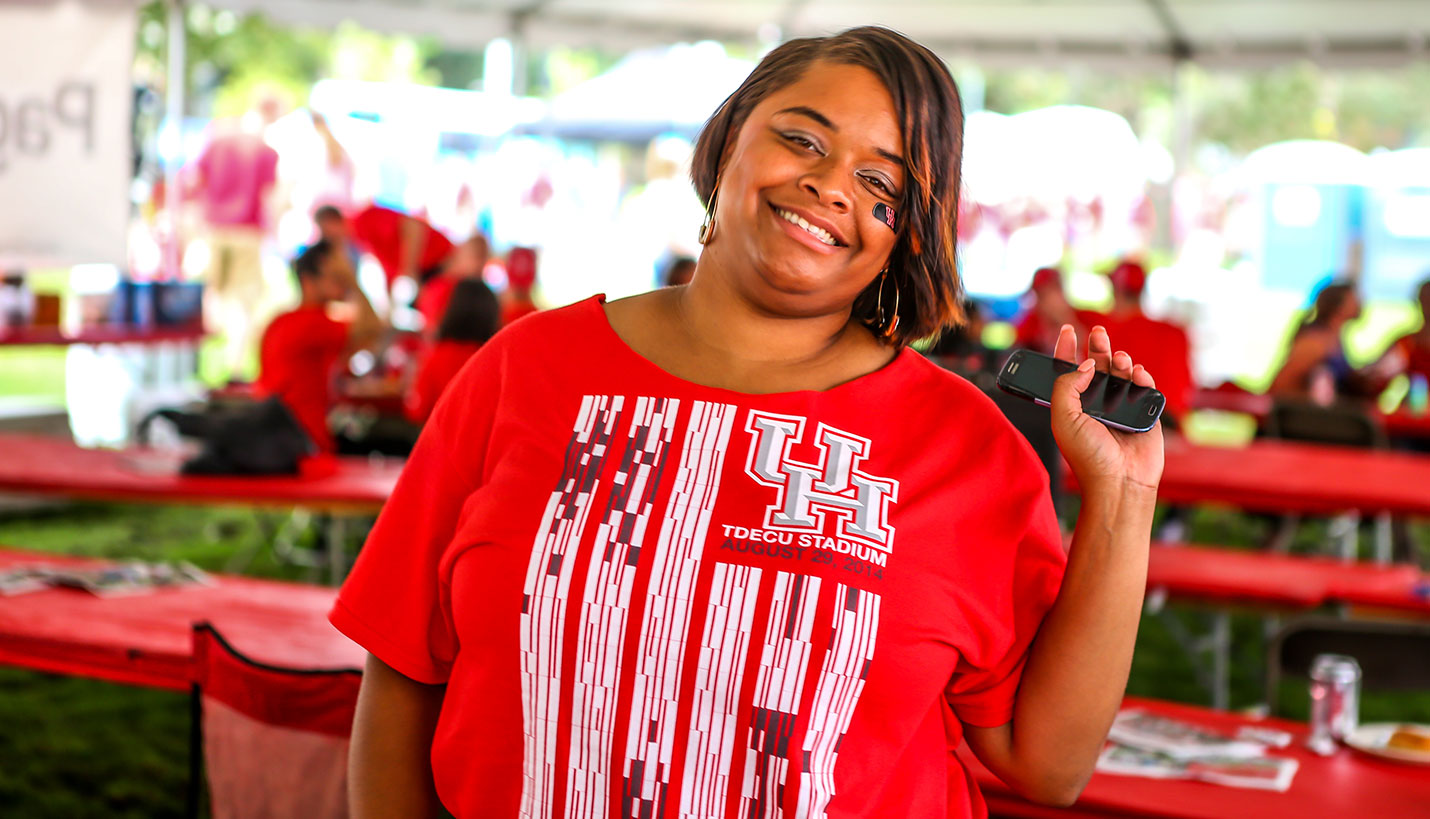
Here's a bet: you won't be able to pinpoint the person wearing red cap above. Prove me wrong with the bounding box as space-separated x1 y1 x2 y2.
1095 260 1195 424
499 246 540 327
1013 267 1097 355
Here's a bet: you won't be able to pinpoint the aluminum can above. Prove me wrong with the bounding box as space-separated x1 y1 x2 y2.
1307 654 1361 754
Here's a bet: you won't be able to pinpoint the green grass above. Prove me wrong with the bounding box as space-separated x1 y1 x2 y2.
0 500 1425 816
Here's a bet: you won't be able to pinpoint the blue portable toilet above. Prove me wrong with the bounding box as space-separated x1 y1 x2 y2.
1363 149 1430 302
1241 140 1368 295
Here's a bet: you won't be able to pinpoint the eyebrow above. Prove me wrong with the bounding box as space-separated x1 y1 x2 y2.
775 106 905 168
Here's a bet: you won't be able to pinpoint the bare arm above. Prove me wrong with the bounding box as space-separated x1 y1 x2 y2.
965 324 1162 807
399 215 429 281
964 483 1155 806
1269 332 1330 396
349 654 446 819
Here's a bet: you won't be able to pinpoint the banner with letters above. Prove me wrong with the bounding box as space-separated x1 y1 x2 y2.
0 0 138 267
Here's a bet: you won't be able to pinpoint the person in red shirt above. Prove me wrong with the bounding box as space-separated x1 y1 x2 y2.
315 204 455 289
256 239 382 452
500 246 541 326
1383 279 1430 384
413 233 490 340
404 278 500 424
336 28 1162 819
1088 261 1196 425
1013 267 1097 355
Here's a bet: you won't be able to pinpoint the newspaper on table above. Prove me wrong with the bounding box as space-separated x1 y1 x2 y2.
1098 709 1299 792
0 561 214 597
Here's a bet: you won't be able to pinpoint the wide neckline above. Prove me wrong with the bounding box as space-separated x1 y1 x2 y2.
585 294 916 401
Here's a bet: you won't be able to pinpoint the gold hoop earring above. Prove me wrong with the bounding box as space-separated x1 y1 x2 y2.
697 183 720 245
875 269 900 339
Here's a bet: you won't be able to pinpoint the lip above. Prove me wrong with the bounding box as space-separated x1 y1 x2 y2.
768 202 849 249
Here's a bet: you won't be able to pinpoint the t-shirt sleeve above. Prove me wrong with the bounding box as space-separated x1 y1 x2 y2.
328 342 503 684
943 432 1068 728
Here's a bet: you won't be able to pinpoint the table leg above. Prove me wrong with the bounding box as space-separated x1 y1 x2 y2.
328 516 348 586
1211 611 1230 711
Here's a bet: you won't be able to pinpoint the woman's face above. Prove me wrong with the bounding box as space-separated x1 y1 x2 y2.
707 62 905 319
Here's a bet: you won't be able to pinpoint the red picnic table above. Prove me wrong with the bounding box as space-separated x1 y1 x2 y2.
0 432 402 581
0 432 399 514
0 548 362 691
1144 543 1430 709
1146 436 1430 518
0 326 206 347
962 696 1427 818
1147 543 1430 616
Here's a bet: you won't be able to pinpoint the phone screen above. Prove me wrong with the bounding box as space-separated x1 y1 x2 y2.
996 349 1165 433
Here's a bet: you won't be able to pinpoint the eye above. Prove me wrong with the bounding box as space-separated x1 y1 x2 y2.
862 173 896 197
781 132 822 153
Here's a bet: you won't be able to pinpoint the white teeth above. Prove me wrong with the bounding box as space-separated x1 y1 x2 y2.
775 208 837 245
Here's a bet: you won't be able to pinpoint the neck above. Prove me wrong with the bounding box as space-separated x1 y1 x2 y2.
1110 297 1140 319
677 261 859 368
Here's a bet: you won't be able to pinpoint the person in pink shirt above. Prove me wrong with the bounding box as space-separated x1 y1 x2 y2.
190 102 281 380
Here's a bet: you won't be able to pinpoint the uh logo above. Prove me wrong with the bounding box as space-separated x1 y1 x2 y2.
743 410 899 553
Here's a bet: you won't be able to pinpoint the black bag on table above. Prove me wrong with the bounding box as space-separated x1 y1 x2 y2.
140 397 315 476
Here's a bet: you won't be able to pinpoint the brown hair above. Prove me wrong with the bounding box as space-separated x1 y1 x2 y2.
691 26 965 345
1299 280 1356 336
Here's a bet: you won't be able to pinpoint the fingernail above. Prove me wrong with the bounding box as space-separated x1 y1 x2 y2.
1078 358 1095 372
1061 324 1073 333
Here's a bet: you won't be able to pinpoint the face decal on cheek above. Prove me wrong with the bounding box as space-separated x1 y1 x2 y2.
873 202 896 231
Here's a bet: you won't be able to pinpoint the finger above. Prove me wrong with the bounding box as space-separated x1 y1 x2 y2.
1088 326 1113 373
1052 324 1077 363
1111 350 1135 381
1051 357 1096 421
1130 363 1157 389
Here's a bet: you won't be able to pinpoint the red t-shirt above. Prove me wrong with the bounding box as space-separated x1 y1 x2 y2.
194 132 278 228
404 339 483 424
331 296 1067 819
1394 333 1430 380
416 274 457 336
349 205 455 286
256 306 349 452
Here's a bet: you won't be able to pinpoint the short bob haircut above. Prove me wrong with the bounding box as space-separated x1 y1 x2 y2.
691 26 965 345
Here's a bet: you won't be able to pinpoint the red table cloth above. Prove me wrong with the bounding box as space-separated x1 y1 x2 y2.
0 433 399 512
963 696 1428 818
1147 543 1430 615
0 549 363 690
1144 437 1430 517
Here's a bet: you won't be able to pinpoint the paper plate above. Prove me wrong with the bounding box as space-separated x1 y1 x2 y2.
1344 723 1430 765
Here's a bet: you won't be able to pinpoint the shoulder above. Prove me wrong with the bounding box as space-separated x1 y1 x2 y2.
897 352 1029 447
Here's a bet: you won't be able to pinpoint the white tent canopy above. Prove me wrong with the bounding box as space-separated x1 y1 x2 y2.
212 0 1429 68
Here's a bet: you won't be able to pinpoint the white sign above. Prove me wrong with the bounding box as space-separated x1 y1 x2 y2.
0 0 137 267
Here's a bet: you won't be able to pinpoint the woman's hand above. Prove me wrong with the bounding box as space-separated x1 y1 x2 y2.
1050 324 1164 496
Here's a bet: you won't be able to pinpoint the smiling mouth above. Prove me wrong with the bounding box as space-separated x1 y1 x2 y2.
770 204 843 247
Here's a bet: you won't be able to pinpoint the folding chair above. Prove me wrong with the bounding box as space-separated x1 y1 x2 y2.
1265 616 1430 715
1263 400 1394 562
188 622 363 819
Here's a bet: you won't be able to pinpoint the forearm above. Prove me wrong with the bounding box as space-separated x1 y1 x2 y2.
349 654 446 819
1006 482 1155 801
400 217 426 276
348 286 383 349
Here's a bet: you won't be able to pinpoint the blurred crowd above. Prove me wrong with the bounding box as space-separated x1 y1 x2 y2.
183 101 543 458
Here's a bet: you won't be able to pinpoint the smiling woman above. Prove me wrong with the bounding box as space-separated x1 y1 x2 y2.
336 26 1163 819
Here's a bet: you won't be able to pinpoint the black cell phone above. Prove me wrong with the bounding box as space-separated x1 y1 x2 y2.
996 349 1165 433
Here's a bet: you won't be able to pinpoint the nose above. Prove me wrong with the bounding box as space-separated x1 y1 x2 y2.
798 160 852 214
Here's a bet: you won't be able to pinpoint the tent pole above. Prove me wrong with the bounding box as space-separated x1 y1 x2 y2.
164 0 186 279
1169 57 1193 258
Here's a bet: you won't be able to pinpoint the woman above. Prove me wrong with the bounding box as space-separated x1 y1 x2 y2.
334 27 1161 818
404 278 501 424
1269 281 1383 403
